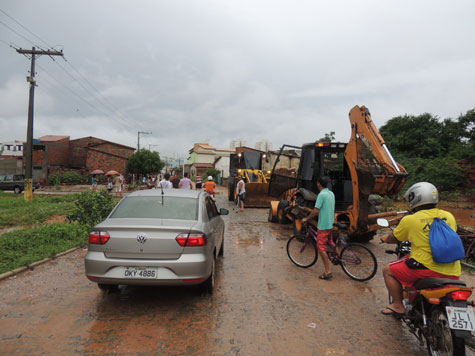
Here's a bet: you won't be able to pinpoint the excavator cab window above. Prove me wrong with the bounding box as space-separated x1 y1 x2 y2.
299 143 352 210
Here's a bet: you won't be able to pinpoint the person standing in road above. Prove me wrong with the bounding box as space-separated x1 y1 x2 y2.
301 176 335 280
91 175 98 191
158 173 173 189
106 177 113 193
113 174 122 198
195 175 202 190
179 172 193 189
236 175 246 212
171 175 180 189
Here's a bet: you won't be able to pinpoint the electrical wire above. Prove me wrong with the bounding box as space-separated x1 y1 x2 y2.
0 8 145 133
61 56 141 130
0 18 39 48
0 8 53 49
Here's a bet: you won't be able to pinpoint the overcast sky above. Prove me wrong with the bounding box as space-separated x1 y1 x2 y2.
1 1 474 159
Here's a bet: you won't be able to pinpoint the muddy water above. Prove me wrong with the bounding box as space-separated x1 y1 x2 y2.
1 193 475 355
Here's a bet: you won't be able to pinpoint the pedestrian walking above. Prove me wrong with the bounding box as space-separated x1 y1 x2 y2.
179 172 193 189
158 173 173 189
113 174 122 198
91 175 98 191
195 175 202 190
236 175 246 212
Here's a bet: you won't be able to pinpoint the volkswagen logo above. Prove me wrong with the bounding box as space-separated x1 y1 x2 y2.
137 233 147 244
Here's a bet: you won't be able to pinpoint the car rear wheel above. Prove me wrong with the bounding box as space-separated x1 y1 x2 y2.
14 186 22 194
202 258 215 294
218 238 224 257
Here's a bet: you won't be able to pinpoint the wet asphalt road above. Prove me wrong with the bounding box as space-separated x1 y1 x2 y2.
1 192 474 356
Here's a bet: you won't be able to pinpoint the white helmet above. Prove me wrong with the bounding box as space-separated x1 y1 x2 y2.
208 176 213 180
403 182 439 211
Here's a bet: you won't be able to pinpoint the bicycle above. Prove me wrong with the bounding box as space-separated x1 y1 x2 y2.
286 222 378 281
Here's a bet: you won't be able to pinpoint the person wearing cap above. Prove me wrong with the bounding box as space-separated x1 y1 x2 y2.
203 176 216 195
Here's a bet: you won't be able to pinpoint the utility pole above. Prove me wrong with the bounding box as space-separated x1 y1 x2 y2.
137 131 152 151
16 47 63 202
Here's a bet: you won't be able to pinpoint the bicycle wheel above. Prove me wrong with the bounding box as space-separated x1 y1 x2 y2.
286 234 318 268
339 243 377 281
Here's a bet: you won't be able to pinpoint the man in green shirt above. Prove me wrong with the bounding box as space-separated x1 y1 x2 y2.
302 176 336 280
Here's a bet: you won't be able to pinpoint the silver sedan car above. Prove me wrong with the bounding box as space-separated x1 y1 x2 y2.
85 189 228 293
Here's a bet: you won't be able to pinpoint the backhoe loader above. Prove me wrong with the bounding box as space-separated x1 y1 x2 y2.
268 105 408 242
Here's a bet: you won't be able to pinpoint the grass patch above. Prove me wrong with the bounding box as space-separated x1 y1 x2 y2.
0 192 78 229
0 222 88 274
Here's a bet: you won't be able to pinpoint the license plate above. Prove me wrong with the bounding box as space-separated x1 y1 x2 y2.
445 306 475 331
124 266 157 279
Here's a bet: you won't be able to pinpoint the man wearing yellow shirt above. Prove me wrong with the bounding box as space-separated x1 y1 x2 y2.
380 182 460 316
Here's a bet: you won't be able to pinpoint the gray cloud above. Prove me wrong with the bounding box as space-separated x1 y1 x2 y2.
1 0 474 159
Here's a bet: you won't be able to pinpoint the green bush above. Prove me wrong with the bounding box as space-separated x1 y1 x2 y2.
0 222 88 274
67 190 116 228
47 172 91 185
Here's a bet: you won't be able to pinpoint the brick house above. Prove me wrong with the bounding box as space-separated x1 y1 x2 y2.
70 137 135 174
26 135 135 181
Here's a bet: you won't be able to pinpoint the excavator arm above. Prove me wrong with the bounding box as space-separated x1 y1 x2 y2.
344 105 408 234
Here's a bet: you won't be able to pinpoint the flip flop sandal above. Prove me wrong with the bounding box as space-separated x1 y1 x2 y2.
319 272 333 280
381 307 404 319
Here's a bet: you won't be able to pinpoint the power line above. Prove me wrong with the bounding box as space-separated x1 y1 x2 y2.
36 63 136 130
61 56 141 130
0 8 53 49
1 8 147 134
0 19 39 48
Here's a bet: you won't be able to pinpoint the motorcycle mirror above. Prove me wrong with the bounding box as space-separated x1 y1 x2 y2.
377 218 390 228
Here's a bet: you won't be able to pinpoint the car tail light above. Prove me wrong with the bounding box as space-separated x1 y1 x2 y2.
87 276 99 281
448 290 472 301
89 231 111 245
176 233 207 247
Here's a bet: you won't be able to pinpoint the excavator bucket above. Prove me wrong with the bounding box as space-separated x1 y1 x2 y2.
242 182 274 208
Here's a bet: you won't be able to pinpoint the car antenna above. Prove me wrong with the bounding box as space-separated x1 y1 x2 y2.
160 181 164 204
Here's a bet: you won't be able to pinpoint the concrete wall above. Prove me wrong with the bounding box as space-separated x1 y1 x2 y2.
215 156 230 178
0 158 23 174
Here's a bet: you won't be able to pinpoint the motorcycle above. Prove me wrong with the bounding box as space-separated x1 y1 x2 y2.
378 218 475 356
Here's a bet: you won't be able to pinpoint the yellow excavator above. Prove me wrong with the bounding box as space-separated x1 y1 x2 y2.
228 152 274 208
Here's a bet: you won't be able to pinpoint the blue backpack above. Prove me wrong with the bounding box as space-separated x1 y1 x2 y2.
429 217 465 263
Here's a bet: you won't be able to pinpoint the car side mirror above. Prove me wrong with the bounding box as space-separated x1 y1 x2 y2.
219 208 229 216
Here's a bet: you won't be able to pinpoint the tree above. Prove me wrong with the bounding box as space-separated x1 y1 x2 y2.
379 109 474 192
126 149 164 176
206 168 221 181
319 131 335 143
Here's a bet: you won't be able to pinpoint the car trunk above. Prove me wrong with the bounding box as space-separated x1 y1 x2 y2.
95 218 198 260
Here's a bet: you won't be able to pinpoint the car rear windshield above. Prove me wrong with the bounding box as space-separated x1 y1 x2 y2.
110 196 198 220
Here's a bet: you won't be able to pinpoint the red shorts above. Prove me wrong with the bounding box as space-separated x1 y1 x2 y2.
389 256 459 287
317 229 334 252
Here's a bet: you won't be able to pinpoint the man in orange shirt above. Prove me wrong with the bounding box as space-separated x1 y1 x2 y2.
203 176 216 196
